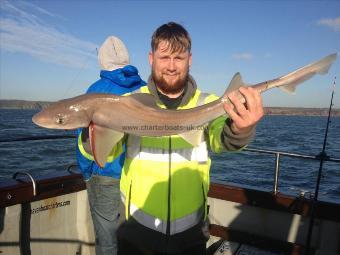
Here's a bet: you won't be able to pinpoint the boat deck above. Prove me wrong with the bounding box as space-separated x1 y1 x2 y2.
208 238 286 255
207 233 310 255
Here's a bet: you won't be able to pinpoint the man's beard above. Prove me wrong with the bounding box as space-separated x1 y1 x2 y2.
152 70 188 95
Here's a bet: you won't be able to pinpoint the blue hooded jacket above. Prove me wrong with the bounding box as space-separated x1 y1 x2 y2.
76 65 146 180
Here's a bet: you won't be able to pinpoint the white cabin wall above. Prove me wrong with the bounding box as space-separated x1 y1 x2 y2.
208 197 322 247
0 204 21 255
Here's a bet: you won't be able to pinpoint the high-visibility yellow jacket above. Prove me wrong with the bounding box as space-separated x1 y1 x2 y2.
77 75 254 251
120 85 228 235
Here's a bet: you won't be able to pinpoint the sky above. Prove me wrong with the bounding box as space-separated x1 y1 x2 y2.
0 0 339 108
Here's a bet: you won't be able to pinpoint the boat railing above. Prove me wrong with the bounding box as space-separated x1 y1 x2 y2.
243 147 340 195
1 135 340 197
12 172 37 196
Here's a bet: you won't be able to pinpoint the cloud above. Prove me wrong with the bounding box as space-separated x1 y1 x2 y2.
318 17 340 32
20 1 61 19
232 53 253 61
0 0 97 69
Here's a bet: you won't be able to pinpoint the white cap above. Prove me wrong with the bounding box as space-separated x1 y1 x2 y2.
98 36 130 71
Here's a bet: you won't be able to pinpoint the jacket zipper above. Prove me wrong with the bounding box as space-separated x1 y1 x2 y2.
202 183 207 217
128 180 132 217
166 136 172 249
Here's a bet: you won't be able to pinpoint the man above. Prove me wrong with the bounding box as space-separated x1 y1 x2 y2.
76 36 145 255
116 22 264 255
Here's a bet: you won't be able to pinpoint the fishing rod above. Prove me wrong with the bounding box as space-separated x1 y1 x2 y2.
304 76 336 255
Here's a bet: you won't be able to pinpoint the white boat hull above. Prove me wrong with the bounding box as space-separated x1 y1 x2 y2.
1 172 340 255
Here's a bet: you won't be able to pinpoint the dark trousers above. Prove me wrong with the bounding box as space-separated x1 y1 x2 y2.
86 176 120 255
117 211 209 255
118 238 206 255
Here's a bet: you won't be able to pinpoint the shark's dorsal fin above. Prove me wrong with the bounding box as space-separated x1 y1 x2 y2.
223 72 247 98
89 123 124 168
128 93 160 108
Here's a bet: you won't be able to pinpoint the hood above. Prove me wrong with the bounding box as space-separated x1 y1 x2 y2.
100 65 145 88
98 36 129 71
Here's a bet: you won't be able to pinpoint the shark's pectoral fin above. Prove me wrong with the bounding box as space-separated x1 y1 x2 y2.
89 123 124 168
179 129 205 147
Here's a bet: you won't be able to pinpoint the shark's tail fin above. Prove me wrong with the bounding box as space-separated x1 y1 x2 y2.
315 53 338 75
279 53 337 94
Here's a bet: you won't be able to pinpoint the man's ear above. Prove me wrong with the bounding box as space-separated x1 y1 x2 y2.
189 52 192 67
148 51 154 65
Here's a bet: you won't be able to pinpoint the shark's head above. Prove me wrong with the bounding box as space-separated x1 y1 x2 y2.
32 97 91 130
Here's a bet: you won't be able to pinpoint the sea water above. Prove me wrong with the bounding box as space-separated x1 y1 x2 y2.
0 109 339 203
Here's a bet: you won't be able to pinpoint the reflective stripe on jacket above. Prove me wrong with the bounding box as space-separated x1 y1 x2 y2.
120 86 228 235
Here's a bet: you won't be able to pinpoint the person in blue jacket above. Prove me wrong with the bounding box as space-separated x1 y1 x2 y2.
76 36 146 255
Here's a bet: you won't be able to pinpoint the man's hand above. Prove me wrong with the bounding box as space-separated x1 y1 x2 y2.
223 87 264 135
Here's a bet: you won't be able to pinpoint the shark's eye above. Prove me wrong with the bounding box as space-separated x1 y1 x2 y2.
56 114 65 125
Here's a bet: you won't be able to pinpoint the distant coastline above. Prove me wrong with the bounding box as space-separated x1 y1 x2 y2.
0 99 50 110
264 107 340 117
0 99 339 117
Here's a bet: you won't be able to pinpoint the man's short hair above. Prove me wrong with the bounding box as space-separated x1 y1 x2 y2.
151 22 191 53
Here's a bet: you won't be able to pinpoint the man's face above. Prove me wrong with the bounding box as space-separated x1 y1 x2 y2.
149 40 192 96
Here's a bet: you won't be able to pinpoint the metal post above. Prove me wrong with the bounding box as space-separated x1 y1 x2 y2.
273 153 281 194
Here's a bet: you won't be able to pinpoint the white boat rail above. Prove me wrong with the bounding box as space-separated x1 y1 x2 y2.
243 147 340 195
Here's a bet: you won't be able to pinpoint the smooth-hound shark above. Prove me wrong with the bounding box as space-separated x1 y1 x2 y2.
32 53 337 167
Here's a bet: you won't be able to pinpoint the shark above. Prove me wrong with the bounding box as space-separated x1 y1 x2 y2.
32 53 337 167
